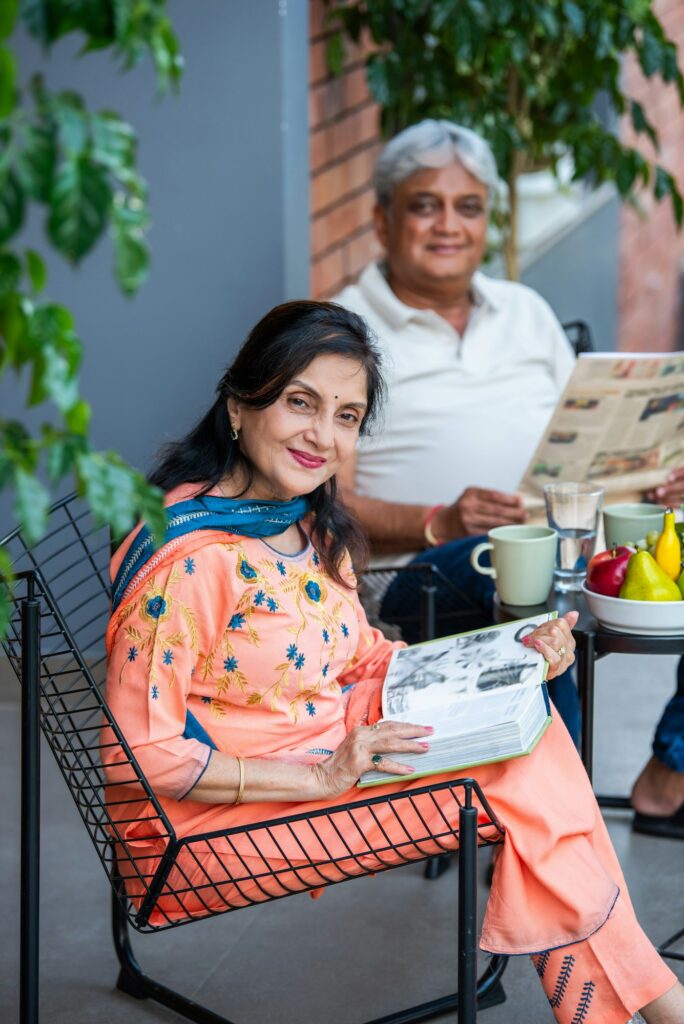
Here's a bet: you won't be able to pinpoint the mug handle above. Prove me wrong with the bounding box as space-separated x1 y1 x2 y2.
470 542 496 578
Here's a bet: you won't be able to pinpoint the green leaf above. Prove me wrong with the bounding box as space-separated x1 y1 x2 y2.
562 1 584 36
0 0 19 40
76 450 140 539
630 100 654 145
111 197 149 293
13 467 50 544
48 158 112 262
65 398 90 435
326 33 345 76
0 45 17 118
0 250 21 300
91 111 136 171
42 428 88 479
54 94 88 157
16 118 57 202
25 248 47 293
0 169 25 245
0 545 14 639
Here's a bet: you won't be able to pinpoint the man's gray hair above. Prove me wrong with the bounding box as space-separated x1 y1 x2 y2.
373 119 499 208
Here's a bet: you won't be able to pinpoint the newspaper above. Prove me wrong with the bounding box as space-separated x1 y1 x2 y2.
519 352 684 507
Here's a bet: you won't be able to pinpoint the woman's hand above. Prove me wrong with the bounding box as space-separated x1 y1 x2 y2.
313 721 433 799
522 611 578 679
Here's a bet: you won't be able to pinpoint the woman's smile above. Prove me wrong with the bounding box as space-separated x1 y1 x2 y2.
288 448 327 469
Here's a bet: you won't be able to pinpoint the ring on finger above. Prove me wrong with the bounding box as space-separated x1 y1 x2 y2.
557 645 566 658
371 753 383 767
370 722 381 731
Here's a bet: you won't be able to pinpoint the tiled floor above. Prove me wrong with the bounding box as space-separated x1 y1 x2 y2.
1 653 682 1023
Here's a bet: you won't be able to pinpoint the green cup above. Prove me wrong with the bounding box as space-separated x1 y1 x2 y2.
603 503 665 548
470 525 558 606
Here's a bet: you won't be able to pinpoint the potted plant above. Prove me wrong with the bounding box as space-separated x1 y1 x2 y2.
328 0 684 280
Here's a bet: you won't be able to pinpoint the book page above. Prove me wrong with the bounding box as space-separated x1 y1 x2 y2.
518 352 684 505
381 614 550 722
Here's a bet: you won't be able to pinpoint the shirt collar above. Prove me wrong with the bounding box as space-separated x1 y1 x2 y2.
358 261 500 327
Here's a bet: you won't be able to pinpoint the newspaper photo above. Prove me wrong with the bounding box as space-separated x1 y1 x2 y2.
519 352 684 506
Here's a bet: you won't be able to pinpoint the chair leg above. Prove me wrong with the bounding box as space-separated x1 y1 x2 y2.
20 591 41 1024
112 889 236 1023
110 846 508 1024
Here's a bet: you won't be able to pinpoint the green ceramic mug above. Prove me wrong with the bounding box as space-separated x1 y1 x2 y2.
470 525 558 606
603 503 665 548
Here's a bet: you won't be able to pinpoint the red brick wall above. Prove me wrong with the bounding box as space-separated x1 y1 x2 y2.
619 0 684 352
309 0 382 298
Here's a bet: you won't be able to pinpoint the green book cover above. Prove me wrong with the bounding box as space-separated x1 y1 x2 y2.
358 612 557 788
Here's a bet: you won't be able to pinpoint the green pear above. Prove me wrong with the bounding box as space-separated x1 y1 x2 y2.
677 566 684 599
619 551 682 602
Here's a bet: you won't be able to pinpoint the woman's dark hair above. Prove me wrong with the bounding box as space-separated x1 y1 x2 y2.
149 300 385 586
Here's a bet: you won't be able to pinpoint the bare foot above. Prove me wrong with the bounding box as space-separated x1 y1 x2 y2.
639 979 684 1023
631 756 684 817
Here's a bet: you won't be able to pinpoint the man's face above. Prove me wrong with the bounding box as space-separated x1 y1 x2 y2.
375 161 489 294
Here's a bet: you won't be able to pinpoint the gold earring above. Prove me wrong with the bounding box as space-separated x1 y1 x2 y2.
230 427 239 441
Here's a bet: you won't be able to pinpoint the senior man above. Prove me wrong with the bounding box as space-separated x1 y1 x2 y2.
335 119 684 836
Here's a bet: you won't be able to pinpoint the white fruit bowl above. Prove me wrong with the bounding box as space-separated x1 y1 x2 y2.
581 581 684 635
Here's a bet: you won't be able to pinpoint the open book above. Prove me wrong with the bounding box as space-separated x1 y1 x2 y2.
519 351 684 508
358 613 554 787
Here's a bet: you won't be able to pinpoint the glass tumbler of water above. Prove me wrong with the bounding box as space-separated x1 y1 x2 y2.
543 482 604 592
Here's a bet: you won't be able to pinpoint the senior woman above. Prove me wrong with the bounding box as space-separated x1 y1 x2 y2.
104 301 682 1024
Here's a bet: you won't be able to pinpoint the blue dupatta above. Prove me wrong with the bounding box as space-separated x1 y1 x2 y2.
111 494 309 612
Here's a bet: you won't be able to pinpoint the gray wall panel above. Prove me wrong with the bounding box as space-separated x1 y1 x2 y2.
1 0 310 513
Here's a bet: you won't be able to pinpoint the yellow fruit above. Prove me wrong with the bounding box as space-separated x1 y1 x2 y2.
654 507 681 580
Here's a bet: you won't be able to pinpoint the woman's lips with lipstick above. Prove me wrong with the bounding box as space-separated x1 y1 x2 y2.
288 448 326 469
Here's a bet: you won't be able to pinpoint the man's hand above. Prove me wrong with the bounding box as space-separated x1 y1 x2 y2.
434 488 527 540
644 467 684 508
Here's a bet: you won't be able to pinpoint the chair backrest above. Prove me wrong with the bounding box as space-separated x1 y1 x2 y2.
562 319 594 357
1 494 174 923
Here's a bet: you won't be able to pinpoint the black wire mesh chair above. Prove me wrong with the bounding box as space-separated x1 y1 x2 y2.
2 493 509 1024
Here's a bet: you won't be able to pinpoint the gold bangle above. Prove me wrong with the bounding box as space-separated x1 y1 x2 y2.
423 504 445 547
233 756 245 806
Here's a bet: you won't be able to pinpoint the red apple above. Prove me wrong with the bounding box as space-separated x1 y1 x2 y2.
586 546 633 597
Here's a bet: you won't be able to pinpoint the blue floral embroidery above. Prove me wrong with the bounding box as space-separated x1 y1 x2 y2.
146 596 167 619
312 552 320 566
238 559 258 581
295 653 306 670
162 649 174 665
341 622 349 637
307 747 333 756
184 557 195 575
286 644 298 661
322 663 329 678
266 596 278 612
224 656 238 672
151 685 159 700
127 645 138 662
305 700 316 716
276 560 286 576
228 612 246 630
305 580 321 602
201 695 211 704
253 589 265 606
322 629 329 644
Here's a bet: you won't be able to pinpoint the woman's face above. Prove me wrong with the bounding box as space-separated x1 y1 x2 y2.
227 353 368 501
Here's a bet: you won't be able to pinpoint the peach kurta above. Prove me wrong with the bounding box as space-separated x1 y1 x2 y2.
104 487 676 1023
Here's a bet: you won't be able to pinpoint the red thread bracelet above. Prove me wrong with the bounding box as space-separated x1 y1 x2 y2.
423 504 445 547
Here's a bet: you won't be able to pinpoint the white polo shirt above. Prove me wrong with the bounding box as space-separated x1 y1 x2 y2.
334 263 575 562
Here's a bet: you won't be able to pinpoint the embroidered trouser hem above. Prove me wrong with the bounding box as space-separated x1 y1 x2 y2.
531 894 677 1024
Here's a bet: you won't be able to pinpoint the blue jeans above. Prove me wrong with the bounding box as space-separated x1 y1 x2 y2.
380 536 581 745
653 660 684 772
